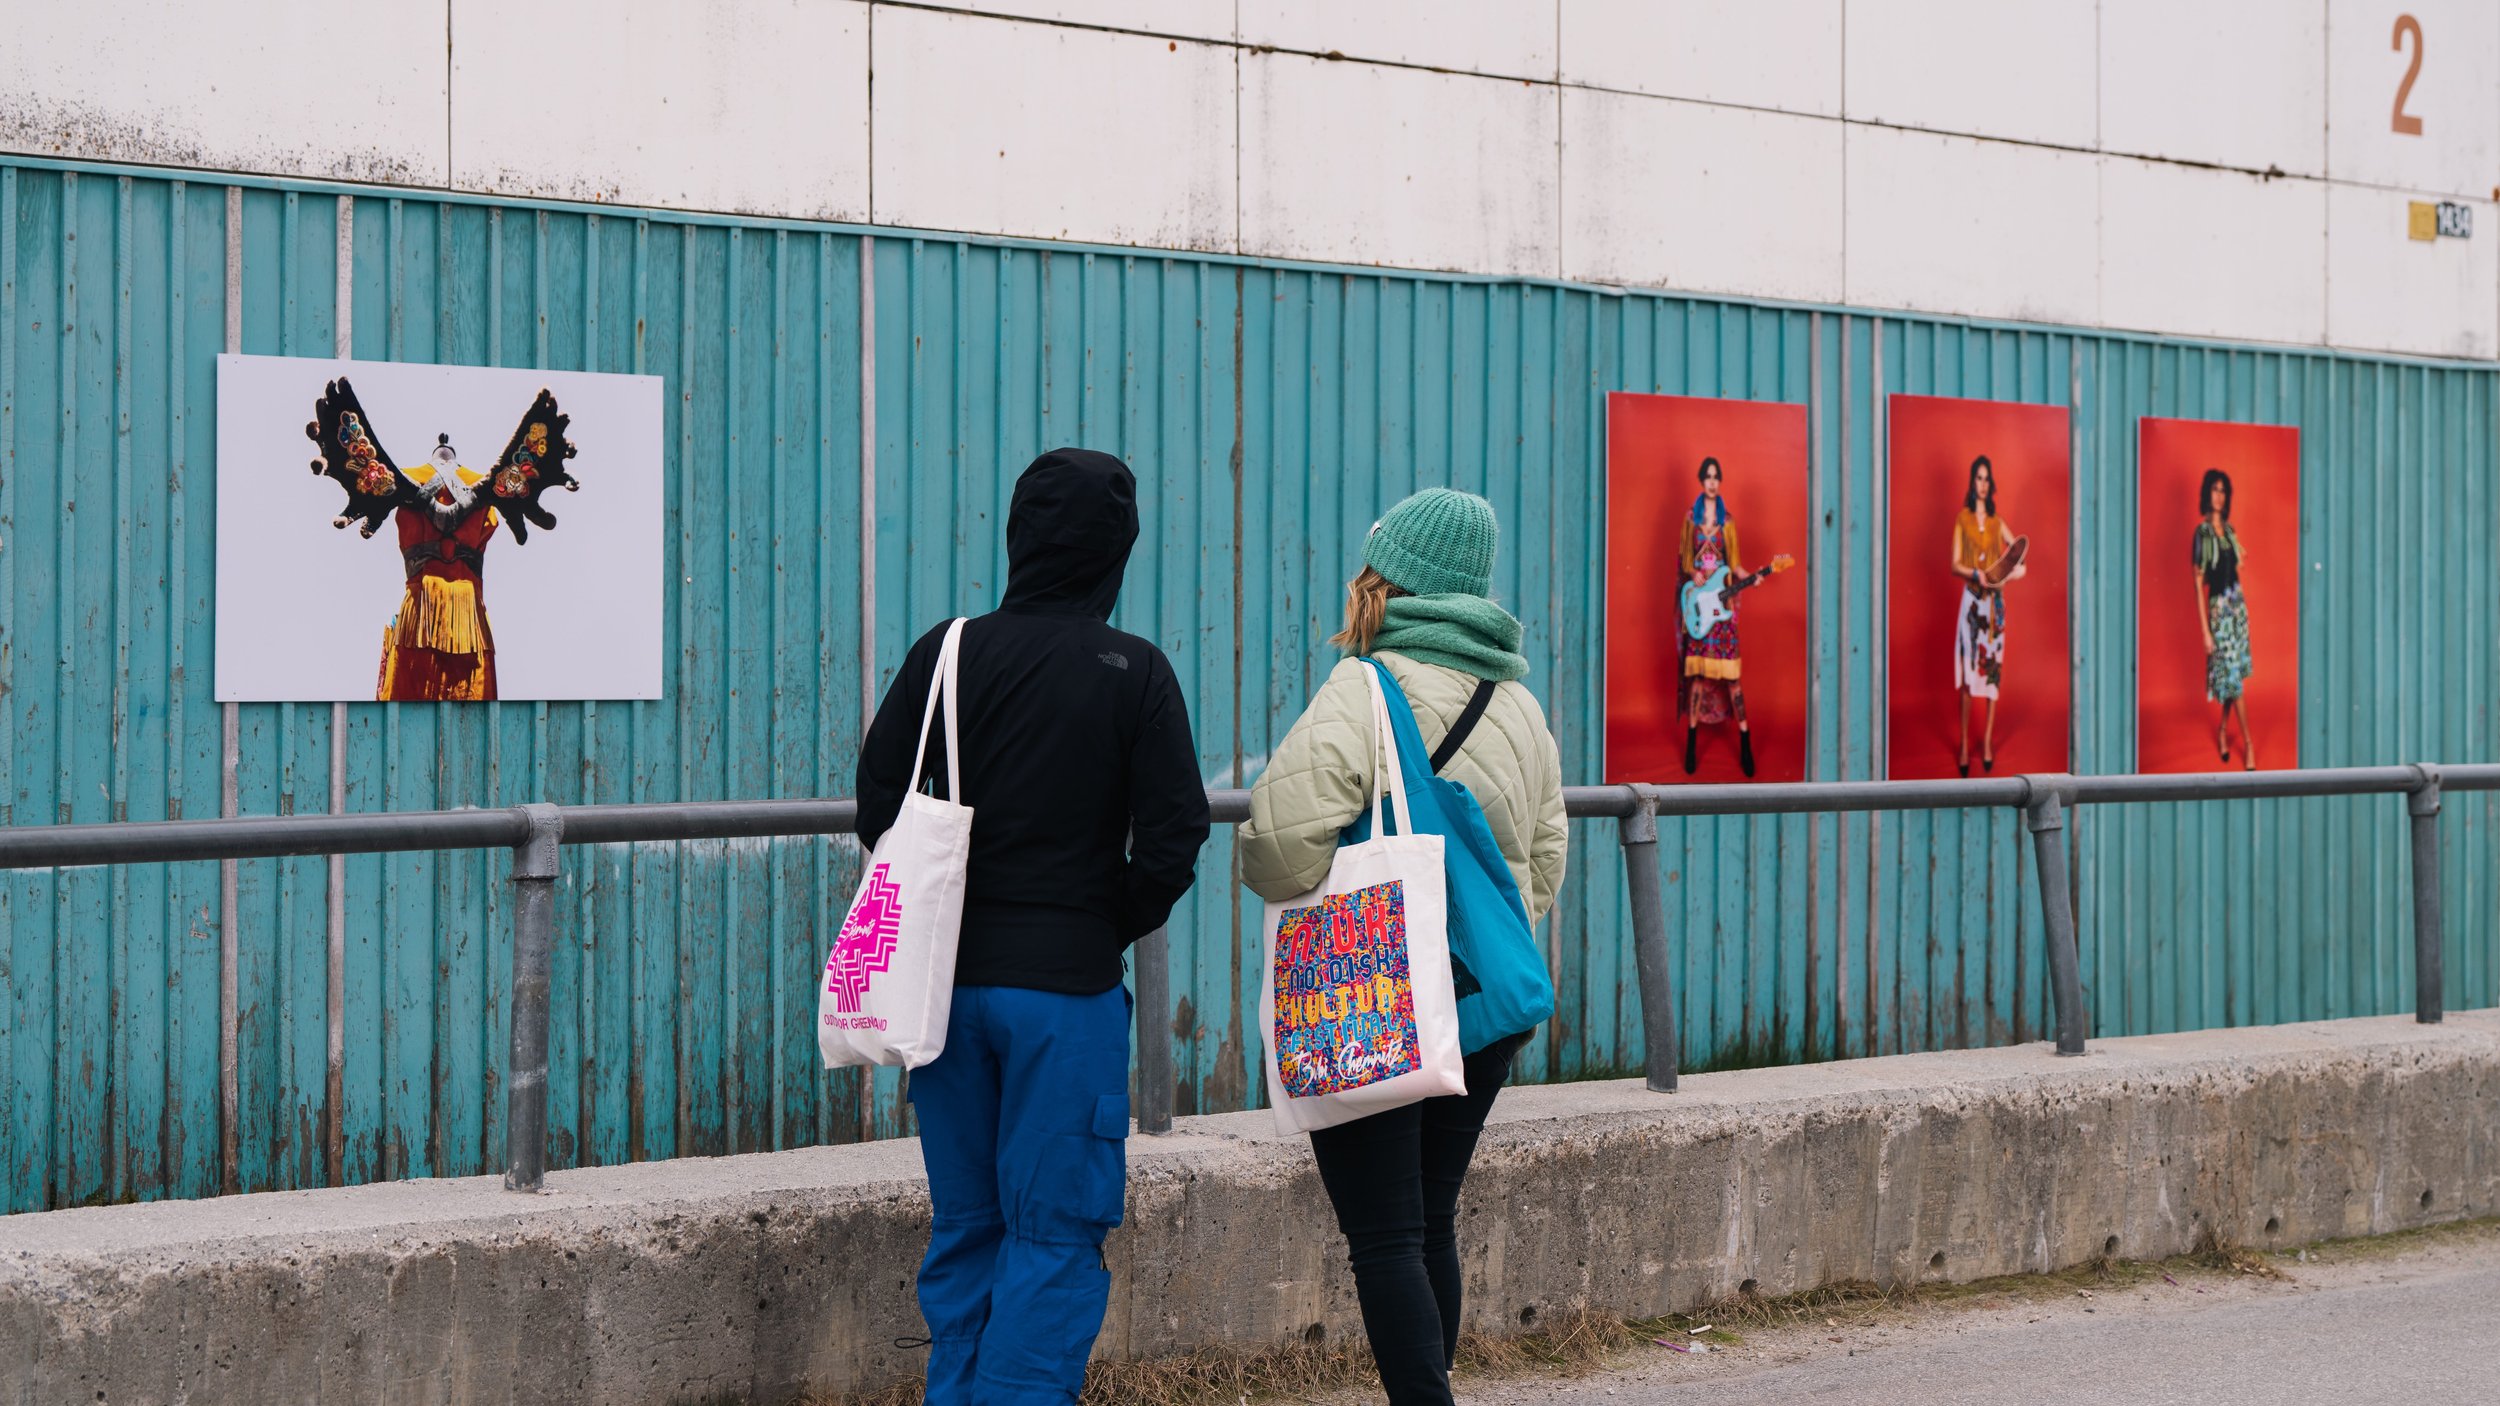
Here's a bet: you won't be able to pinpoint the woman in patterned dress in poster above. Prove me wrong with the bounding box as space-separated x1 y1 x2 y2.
2194 467 2257 769
1951 455 2027 775
1679 457 1755 776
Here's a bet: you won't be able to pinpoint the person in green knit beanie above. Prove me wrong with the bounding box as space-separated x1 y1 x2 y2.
1238 486 1566 1406
1352 486 1531 680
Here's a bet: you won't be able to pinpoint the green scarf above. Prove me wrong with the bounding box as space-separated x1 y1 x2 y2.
1360 593 1531 681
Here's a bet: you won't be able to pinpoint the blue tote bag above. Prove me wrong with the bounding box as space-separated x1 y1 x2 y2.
1344 659 1556 1053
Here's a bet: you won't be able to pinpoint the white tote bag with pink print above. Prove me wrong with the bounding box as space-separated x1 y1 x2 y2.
820 618 973 1069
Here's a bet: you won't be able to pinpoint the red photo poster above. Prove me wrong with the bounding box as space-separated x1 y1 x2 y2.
1886 395 2072 780
1604 393 1810 784
2136 418 2300 773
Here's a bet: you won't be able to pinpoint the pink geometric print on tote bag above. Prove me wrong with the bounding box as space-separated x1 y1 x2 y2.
826 862 904 1014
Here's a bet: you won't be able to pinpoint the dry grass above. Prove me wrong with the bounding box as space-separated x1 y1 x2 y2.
1456 1305 1641 1375
817 1221 2500 1405
1659 1277 1915 1334
813 1268 2163 1405
2287 1214 2500 1268
816 1336 1383 1406
1069 1337 1377 1405
826 1384 921 1406
2186 1226 2289 1280
814 1307 1643 1405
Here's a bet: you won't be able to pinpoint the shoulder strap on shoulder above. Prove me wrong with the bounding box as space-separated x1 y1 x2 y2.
1430 678 1500 775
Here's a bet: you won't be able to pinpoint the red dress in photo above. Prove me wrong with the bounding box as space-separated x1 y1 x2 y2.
304 378 580 703
376 474 500 701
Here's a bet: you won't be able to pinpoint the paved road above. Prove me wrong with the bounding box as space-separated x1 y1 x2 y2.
1458 1241 2499 1406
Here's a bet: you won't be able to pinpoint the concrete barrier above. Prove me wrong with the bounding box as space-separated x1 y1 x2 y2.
2 1011 2493 1403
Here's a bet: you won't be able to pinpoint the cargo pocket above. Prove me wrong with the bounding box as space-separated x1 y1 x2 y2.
1090 1091 1131 1142
1023 1093 1129 1244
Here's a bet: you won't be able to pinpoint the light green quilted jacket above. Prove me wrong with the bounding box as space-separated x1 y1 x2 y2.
1241 652 1568 923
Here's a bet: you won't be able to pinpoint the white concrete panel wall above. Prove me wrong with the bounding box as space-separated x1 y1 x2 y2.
1 2 2494 359
1845 126 2100 328
1240 1 1559 81
1241 53 1558 276
1561 90 1843 302
0 0 449 184
1843 0 2100 148
918 1 1235 43
1559 0 1843 116
2101 161 2328 345
2326 0 2500 200
873 9 1236 251
2101 0 2327 176
452 0 869 219
2326 183 2500 358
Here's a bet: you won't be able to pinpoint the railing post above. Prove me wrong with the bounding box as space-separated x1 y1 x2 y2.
1134 925 1175 1134
1620 790 1679 1092
506 804 562 1193
2021 776 2087 1057
2409 765 2444 1025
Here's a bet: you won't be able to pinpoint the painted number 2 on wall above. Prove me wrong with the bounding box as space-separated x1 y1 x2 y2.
2390 14 2425 135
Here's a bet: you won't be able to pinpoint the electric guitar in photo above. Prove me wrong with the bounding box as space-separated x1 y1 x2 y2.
1680 554 1796 640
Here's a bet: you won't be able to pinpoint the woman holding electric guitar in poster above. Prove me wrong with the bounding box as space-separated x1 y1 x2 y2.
1676 457 1792 777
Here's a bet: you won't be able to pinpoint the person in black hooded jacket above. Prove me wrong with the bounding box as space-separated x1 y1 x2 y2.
857 447 1210 1405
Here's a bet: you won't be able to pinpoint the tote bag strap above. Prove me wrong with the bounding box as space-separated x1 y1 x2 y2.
1361 658 1413 837
907 618 969 801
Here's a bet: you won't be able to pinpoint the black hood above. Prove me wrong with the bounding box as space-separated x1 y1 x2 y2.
1001 448 1139 619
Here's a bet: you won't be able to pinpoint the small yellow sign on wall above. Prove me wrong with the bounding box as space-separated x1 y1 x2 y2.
2409 201 2475 241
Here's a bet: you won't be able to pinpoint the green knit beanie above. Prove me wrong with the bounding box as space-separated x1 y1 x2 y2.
1365 488 1498 597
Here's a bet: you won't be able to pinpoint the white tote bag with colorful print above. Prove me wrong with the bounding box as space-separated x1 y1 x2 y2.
820 618 973 1070
1258 662 1468 1132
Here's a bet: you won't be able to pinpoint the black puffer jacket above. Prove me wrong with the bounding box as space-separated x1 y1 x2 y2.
856 449 1213 994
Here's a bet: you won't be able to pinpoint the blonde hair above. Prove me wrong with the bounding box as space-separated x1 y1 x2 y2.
1329 567 1404 655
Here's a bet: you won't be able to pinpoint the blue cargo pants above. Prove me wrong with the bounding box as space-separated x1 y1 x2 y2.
909 983 1131 1405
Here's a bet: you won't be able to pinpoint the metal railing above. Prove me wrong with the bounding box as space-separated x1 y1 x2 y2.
0 766 2489 1189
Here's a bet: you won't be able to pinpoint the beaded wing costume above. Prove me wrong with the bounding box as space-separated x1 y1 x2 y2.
303 377 581 700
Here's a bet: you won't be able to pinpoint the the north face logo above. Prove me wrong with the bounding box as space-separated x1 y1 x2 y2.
827 864 904 1013
1098 651 1129 670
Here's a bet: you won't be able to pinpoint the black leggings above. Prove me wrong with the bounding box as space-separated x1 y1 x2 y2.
1306 1033 1529 1406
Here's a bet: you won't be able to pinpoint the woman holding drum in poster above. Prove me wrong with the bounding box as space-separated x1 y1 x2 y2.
1951 455 2028 775
2193 467 2257 769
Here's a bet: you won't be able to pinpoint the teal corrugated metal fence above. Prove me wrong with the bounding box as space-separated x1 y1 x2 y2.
2 164 874 1210
2 157 2494 1212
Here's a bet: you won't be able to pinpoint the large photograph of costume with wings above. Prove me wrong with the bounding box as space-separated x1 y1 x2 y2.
216 356 664 703
305 378 581 699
